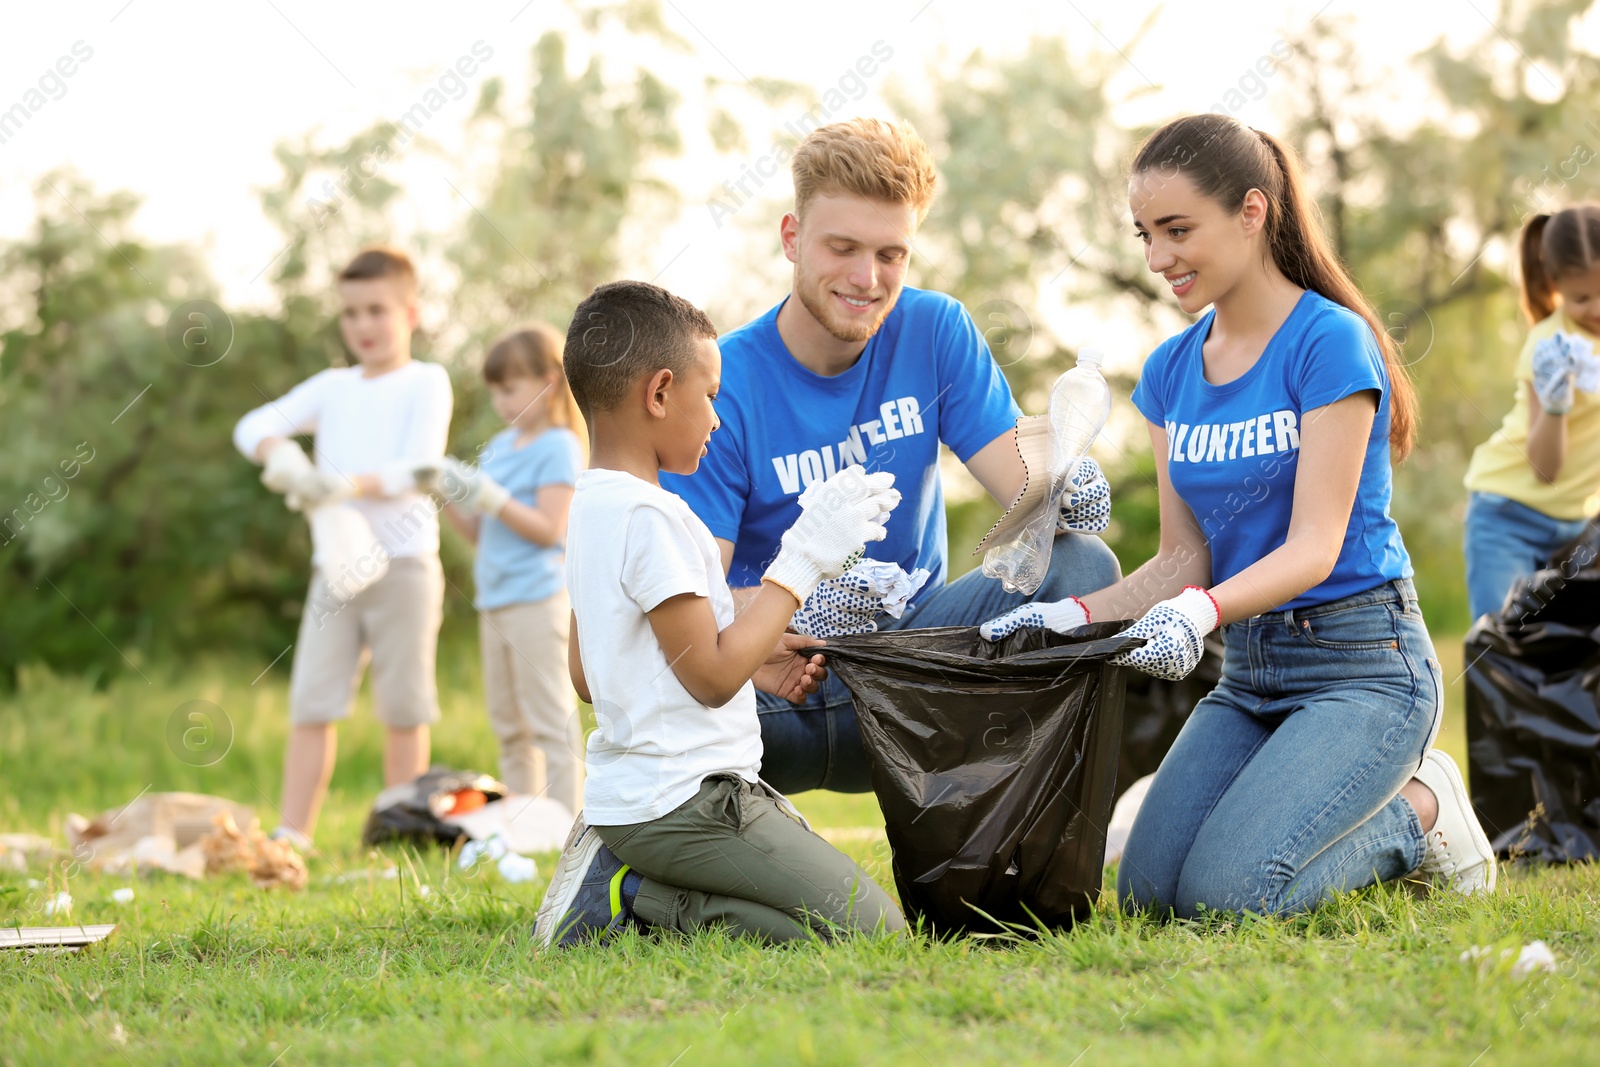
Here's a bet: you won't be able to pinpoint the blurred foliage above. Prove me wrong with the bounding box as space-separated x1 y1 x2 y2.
2 0 1598 684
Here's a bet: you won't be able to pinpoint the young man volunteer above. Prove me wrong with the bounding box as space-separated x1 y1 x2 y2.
662 118 1121 794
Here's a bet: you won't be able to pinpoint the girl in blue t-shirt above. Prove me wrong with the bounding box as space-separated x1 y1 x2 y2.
426 325 586 812
982 114 1497 917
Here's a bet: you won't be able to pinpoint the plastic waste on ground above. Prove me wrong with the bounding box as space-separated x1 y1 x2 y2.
362 767 576 854
824 621 1140 936
308 503 388 603
1465 520 1600 863
981 348 1112 595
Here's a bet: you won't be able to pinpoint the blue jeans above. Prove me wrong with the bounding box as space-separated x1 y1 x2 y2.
1116 579 1439 919
756 531 1122 794
1462 491 1588 623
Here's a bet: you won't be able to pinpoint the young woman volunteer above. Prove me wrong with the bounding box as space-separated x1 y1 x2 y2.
981 114 1497 917
1462 204 1600 623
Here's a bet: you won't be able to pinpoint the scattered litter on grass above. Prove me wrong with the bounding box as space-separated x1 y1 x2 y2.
41 891 71 916
200 810 308 891
458 834 510 869
496 852 537 883
456 832 538 882
66 792 258 880
111 887 135 904
1460 940 1560 979
0 833 59 871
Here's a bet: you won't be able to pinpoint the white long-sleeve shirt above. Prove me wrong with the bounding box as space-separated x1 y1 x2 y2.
234 361 453 561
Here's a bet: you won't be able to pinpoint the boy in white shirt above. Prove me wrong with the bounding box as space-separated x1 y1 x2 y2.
533 280 906 946
233 246 452 847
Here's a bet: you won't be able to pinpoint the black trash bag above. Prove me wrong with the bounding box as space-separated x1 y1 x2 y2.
824 622 1140 936
361 766 510 848
1116 631 1223 796
1465 521 1600 863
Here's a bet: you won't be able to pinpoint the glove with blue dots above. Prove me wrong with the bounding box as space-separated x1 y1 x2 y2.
790 561 931 638
1108 586 1220 681
1055 457 1111 533
979 596 1091 641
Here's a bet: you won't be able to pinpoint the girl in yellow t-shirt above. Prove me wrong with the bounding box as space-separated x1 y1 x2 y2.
1463 203 1600 622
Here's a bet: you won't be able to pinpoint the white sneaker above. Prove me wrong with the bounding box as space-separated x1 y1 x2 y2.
269 825 313 852
1414 750 1497 894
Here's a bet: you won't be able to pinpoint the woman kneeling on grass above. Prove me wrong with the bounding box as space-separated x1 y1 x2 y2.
980 114 1497 918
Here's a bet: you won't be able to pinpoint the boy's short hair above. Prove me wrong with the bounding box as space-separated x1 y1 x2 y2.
564 281 717 416
791 118 938 224
338 246 417 300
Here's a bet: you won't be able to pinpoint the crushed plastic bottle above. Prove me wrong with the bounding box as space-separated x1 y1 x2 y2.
982 348 1112 595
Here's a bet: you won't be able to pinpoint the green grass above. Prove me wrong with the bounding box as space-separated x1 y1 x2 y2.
2 633 1597 1066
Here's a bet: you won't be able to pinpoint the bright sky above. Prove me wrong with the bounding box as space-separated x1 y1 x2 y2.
0 0 1588 329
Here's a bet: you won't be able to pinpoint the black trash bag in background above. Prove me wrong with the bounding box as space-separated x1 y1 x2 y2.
1465 521 1600 863
1116 631 1223 795
825 622 1139 936
361 766 509 848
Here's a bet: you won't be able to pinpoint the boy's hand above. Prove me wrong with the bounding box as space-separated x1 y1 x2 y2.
261 441 353 511
752 633 828 704
763 467 900 603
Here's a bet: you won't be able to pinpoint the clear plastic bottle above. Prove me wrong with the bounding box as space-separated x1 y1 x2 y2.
982 348 1112 595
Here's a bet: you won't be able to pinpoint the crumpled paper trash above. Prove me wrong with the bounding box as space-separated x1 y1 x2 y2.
200 810 308 891
42 891 72 916
1460 940 1560 979
855 561 931 620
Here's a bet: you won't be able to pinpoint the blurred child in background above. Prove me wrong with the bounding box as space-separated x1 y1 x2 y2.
425 325 586 813
1463 204 1600 622
234 246 452 847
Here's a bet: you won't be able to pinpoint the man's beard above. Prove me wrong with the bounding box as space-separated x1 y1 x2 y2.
794 265 900 344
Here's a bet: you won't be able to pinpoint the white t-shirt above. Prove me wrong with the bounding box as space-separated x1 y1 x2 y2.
566 468 762 825
233 361 452 562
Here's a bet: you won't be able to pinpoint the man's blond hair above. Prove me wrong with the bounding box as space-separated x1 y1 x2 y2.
791 118 937 223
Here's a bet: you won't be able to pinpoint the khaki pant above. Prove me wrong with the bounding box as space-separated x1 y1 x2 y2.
289 556 444 727
480 594 582 811
594 775 905 942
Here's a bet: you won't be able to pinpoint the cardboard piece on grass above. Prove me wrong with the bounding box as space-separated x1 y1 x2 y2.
0 924 117 953
66 792 258 879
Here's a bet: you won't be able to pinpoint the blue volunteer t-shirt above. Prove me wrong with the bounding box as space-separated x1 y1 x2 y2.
473 426 583 611
663 286 1021 596
1130 289 1411 612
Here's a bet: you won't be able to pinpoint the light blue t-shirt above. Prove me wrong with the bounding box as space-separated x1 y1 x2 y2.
473 426 583 611
1130 289 1412 611
663 287 1021 597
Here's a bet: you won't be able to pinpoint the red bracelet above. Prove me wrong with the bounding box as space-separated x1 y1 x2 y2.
1182 585 1221 628
1069 595 1091 624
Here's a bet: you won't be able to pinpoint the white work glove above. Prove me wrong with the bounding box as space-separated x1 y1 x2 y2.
261 441 352 511
1056 457 1111 533
1108 586 1220 681
790 561 931 638
418 456 511 516
979 596 1091 641
763 467 900 604
1532 332 1582 415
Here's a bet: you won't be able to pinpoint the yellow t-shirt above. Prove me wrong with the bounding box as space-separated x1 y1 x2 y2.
1463 309 1600 520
